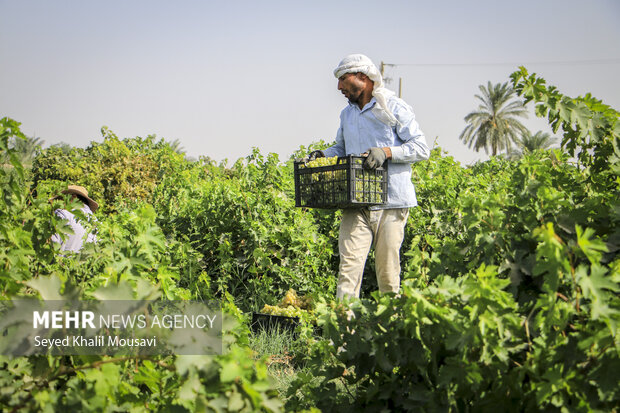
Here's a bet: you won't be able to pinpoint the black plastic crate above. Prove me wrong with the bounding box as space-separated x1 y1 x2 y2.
294 155 388 209
250 312 323 337
251 312 300 335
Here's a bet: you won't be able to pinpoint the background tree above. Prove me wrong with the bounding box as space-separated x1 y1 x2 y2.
459 81 529 156
48 141 73 154
507 130 558 159
168 138 185 154
1 134 44 168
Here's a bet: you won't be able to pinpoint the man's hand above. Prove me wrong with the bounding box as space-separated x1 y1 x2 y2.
363 147 389 169
308 150 325 161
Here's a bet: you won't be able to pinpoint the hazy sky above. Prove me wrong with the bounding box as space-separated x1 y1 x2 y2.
1 0 619 165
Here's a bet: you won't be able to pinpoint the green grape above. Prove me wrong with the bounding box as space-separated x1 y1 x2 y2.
305 156 338 169
298 156 385 206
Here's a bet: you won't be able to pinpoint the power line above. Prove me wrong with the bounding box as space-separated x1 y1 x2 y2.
381 58 620 67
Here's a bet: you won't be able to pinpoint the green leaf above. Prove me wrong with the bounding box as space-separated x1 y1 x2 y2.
570 101 592 132
576 264 619 334
91 280 136 301
177 372 201 402
25 275 64 300
220 360 244 383
557 98 575 124
227 390 245 411
575 225 608 264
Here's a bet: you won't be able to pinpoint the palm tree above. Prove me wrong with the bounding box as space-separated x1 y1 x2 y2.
459 81 529 156
10 136 45 165
507 131 559 159
168 139 185 154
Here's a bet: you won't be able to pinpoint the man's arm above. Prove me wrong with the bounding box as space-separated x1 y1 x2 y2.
388 101 430 163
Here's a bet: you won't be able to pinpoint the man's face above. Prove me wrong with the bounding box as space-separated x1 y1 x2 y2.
337 73 366 104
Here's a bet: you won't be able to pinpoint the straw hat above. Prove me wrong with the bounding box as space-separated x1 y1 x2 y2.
58 185 99 212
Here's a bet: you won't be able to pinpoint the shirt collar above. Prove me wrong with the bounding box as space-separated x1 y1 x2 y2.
349 96 377 112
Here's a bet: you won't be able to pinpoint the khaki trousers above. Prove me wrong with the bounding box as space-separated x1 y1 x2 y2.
336 208 409 299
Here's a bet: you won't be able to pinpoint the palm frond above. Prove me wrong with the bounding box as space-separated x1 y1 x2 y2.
459 81 530 156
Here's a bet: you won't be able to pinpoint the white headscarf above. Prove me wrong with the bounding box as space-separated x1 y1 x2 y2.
333 54 398 126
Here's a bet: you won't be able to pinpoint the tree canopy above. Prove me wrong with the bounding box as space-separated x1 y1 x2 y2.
460 81 529 156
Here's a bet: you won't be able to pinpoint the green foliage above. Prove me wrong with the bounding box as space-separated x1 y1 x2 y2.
287 71 620 411
406 147 618 303
0 263 282 412
288 238 619 411
0 119 284 412
31 127 188 213
151 148 337 311
511 66 620 177
0 319 284 412
31 130 338 310
287 268 526 411
1 117 60 296
2 69 619 411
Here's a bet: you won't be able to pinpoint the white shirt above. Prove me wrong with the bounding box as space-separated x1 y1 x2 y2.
51 205 97 252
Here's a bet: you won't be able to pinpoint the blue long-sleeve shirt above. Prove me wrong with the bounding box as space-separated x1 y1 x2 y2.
51 205 97 252
323 96 430 209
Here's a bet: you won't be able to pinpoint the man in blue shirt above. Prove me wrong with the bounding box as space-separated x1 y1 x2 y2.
51 185 98 253
310 54 429 298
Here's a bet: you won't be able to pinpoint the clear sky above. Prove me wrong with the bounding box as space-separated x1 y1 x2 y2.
1 0 619 165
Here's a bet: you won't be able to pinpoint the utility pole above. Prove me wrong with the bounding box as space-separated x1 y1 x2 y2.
380 60 402 98
380 61 392 85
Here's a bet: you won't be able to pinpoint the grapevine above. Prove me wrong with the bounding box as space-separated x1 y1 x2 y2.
2 68 618 411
